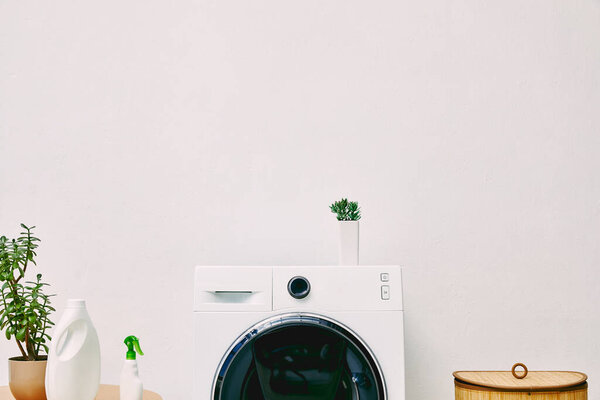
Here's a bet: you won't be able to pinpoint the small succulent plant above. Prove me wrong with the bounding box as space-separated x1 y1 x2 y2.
330 198 361 221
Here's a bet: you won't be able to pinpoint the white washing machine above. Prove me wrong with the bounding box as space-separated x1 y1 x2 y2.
193 265 405 400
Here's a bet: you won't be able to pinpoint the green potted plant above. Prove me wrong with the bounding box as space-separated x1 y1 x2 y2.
0 224 55 400
330 198 361 265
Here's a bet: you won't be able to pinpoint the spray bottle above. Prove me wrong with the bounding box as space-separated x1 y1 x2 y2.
120 336 144 400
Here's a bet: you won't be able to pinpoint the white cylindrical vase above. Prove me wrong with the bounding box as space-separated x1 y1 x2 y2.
338 221 359 265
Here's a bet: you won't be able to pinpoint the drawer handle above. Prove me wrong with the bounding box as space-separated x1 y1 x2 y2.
512 363 528 379
212 290 254 294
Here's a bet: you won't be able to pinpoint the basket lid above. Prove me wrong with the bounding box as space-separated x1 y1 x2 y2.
453 363 587 391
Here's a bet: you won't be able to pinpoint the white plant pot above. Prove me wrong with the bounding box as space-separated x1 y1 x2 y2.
338 221 359 265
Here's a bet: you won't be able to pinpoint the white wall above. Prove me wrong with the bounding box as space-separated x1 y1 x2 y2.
2 0 600 399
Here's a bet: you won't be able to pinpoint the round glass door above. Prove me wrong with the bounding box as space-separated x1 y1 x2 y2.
213 314 386 400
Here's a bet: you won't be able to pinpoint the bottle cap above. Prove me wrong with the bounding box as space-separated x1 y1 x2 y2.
66 299 86 309
124 336 144 360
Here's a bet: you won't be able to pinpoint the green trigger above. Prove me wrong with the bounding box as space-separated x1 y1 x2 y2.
133 339 144 356
124 335 144 360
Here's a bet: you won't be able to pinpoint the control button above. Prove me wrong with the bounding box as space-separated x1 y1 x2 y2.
380 273 389 282
288 276 311 299
381 285 390 300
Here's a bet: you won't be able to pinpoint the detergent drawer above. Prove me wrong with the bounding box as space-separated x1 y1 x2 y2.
194 266 272 312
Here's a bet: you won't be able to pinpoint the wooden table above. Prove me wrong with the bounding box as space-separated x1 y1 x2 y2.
0 385 162 400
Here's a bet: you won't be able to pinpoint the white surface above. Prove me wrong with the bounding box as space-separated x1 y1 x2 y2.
120 360 144 400
1 1 600 399
193 265 404 399
339 221 360 265
46 300 101 400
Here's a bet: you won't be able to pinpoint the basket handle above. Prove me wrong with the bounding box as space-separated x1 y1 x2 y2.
511 363 528 379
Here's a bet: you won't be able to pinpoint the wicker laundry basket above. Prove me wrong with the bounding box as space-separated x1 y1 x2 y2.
453 363 587 400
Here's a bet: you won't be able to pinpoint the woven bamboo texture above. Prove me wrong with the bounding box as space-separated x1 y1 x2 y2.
453 371 587 390
455 385 587 400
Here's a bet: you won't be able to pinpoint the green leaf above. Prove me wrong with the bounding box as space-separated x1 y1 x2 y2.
16 327 26 341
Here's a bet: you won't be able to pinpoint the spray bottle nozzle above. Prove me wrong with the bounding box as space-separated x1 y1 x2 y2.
124 335 144 360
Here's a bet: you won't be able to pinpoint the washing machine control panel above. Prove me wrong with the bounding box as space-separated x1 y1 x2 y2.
287 273 393 301
194 266 403 312
273 266 403 311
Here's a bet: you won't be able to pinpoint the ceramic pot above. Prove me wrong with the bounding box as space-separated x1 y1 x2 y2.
338 221 359 265
8 356 47 400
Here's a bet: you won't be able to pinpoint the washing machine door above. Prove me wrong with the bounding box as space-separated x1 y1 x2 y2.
212 314 386 400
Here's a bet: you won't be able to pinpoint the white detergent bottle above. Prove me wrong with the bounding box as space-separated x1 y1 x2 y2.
45 299 101 400
120 335 144 400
